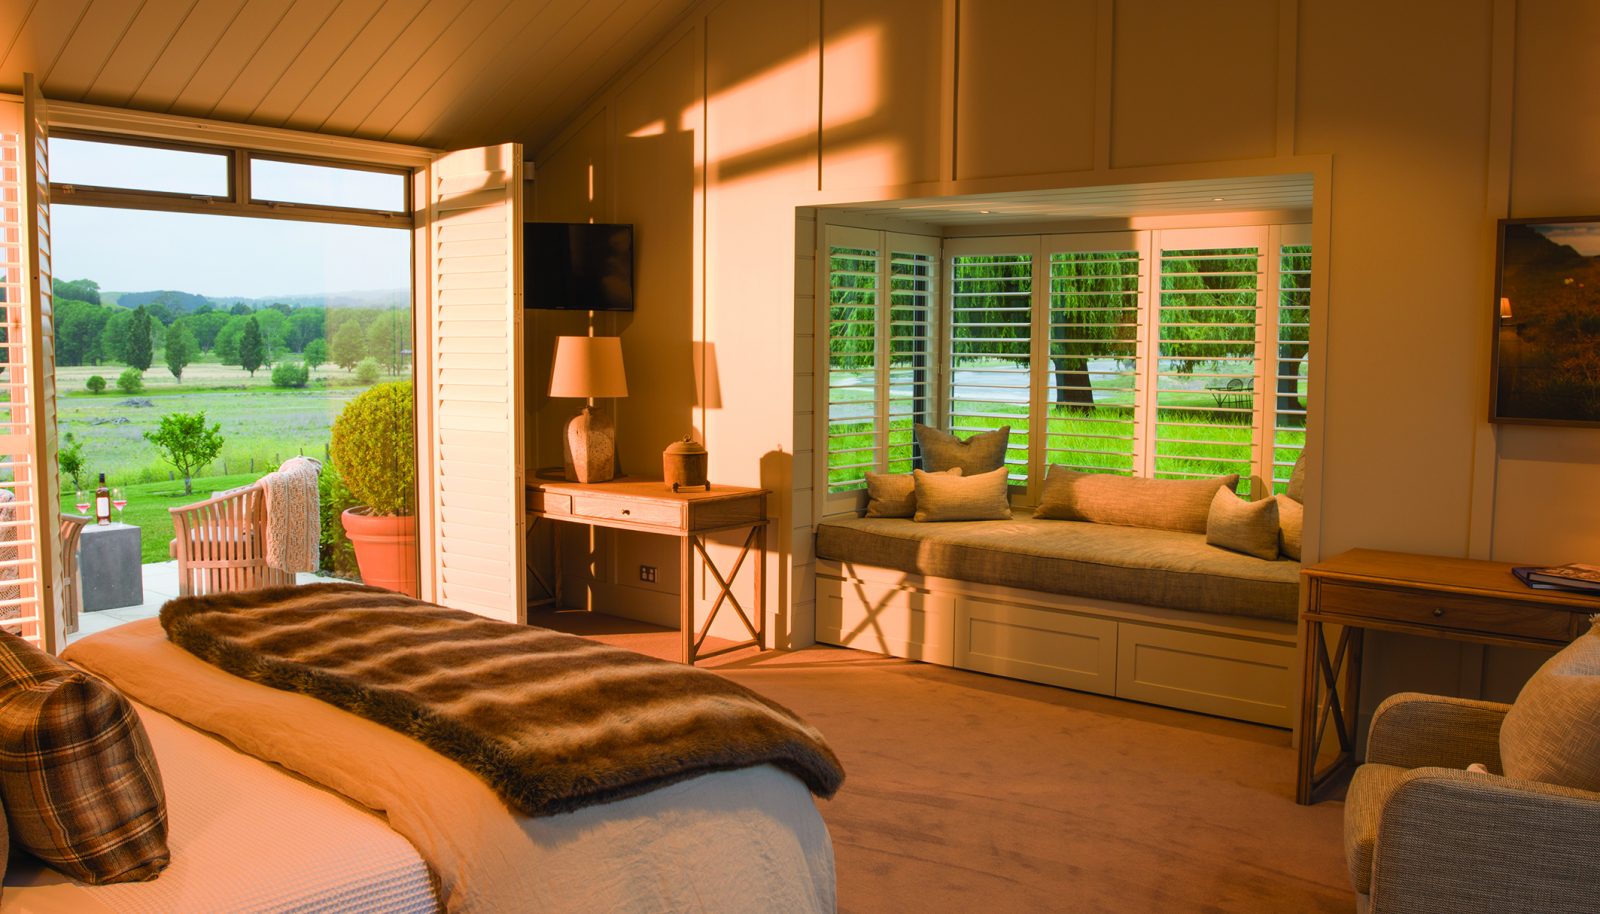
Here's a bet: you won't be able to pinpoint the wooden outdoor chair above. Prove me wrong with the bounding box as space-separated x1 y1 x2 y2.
169 484 294 598
59 514 89 635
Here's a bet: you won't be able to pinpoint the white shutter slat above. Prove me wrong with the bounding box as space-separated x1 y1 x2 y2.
948 252 1033 483
421 143 524 623
886 249 934 475
825 244 880 494
1272 240 1312 492
1046 249 1142 477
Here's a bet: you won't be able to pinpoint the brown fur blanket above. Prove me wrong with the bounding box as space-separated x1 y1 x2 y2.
159 583 844 816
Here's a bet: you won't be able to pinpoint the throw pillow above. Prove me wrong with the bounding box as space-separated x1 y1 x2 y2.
914 424 1010 475
1275 494 1304 561
865 468 961 518
1034 465 1239 534
1500 625 1600 793
1286 451 1308 503
1205 488 1281 560
0 632 170 885
913 466 1012 522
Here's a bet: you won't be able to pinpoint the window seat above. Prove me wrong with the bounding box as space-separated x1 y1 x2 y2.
813 513 1302 727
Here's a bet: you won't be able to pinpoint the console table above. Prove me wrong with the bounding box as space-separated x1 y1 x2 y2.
525 478 769 665
1297 549 1595 804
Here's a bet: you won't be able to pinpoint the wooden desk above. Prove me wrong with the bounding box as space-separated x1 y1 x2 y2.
525 478 769 665
1297 549 1595 804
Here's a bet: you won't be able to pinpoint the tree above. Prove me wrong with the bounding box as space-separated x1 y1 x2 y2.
125 306 154 371
330 322 366 371
85 374 106 394
251 307 291 358
239 316 266 376
365 310 412 373
271 361 309 388
165 319 197 382
143 412 224 496
287 307 327 352
188 310 230 352
355 357 381 384
229 302 252 316
54 299 111 366
53 278 100 305
57 432 88 491
214 315 247 364
98 309 135 364
116 367 144 394
303 338 327 374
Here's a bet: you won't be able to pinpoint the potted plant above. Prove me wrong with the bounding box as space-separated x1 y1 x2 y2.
329 380 418 595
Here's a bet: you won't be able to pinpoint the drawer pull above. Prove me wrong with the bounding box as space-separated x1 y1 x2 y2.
621 509 630 515
1432 608 1445 617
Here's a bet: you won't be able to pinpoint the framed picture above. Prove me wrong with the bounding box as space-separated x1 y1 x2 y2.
1490 215 1600 426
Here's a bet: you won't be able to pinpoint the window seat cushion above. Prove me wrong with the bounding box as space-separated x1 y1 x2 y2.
815 515 1300 623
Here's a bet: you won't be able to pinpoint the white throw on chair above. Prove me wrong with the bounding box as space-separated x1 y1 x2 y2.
169 458 322 598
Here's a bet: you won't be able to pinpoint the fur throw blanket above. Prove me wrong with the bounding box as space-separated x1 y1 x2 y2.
159 584 844 816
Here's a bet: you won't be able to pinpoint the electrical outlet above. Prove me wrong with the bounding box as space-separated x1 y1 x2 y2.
639 564 657 584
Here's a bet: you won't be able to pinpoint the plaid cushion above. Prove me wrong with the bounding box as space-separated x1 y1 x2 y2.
0 631 169 884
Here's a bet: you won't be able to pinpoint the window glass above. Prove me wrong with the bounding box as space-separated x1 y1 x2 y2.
948 253 1033 483
50 137 228 196
250 158 406 212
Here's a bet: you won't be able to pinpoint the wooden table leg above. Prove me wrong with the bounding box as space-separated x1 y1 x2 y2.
680 534 695 664
1295 618 1321 804
754 523 766 650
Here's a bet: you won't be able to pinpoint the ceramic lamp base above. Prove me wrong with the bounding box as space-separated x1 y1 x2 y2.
563 406 616 483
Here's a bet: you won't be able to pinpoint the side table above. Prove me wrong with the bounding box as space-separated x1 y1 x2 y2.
1297 548 1595 804
79 522 143 611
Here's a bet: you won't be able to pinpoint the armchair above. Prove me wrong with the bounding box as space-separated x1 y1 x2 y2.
1344 673 1600 912
169 484 294 598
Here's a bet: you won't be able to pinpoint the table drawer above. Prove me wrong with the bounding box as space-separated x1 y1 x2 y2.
1315 580 1575 641
527 490 571 515
570 495 682 528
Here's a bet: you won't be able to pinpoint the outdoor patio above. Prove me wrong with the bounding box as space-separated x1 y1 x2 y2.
69 561 337 643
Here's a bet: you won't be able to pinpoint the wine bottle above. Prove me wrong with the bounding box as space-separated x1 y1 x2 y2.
95 473 112 526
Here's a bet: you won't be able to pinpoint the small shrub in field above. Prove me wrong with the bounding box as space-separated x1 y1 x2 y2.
272 361 310 389
116 368 144 394
86 375 106 394
354 357 381 384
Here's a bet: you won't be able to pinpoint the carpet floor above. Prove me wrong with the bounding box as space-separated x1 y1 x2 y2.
531 609 1353 914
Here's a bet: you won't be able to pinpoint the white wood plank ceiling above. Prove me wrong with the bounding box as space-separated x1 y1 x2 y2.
0 0 696 150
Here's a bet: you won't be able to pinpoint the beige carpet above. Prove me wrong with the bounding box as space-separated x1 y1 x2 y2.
531 610 1352 914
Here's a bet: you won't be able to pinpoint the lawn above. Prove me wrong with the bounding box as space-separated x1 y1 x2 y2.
60 473 265 564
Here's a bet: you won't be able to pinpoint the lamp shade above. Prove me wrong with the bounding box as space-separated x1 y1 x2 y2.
549 335 628 399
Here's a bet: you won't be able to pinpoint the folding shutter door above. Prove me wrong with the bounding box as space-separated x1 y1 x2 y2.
419 144 525 623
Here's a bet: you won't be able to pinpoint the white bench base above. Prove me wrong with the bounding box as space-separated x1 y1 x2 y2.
816 559 1298 727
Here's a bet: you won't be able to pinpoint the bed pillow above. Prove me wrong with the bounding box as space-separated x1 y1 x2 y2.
865 467 961 518
0 632 169 885
1205 488 1281 560
1275 494 1304 561
914 424 1010 475
913 466 1012 522
1034 465 1239 534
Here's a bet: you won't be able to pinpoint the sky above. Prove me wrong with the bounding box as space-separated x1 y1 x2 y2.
50 138 410 299
1535 223 1600 258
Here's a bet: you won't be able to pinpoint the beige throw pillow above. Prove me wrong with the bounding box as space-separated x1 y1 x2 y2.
1275 494 1304 561
914 424 1010 475
1500 626 1600 793
864 468 961 518
913 466 1012 522
1034 466 1239 534
1286 452 1308 503
1206 488 1281 560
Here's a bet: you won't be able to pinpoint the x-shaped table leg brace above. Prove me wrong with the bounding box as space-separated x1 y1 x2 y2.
690 527 763 659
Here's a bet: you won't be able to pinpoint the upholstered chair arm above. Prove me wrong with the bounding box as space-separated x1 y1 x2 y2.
1364 692 1510 770
1368 768 1600 914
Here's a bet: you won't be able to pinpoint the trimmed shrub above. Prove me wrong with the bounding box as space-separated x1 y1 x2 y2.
318 464 361 579
85 375 106 394
329 380 414 516
116 367 144 394
271 361 310 389
354 356 381 385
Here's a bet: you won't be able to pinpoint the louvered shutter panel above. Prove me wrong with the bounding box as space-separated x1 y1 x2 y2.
1271 229 1311 492
420 144 525 622
0 79 62 650
947 248 1033 483
1152 228 1265 493
825 228 881 496
886 241 935 473
1045 236 1144 476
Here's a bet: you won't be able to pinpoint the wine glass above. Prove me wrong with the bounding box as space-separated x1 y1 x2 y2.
74 489 90 516
111 487 128 523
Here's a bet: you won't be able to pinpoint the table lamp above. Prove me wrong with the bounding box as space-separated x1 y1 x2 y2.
549 335 628 483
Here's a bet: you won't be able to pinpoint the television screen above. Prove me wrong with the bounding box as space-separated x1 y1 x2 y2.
525 222 634 311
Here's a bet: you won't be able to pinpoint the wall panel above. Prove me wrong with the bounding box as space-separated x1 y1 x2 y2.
821 0 943 190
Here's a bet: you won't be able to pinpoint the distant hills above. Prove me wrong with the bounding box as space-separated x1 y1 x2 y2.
99 287 409 312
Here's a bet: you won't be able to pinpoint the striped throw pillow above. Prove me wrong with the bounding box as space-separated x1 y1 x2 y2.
0 632 169 884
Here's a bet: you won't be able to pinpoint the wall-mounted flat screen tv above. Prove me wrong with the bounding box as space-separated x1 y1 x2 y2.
525 222 634 311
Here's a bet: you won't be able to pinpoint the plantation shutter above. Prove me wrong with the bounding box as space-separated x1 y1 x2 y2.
886 235 937 473
946 240 1036 486
1150 227 1266 494
823 226 882 501
1043 233 1145 477
1270 226 1312 493
418 143 525 623
0 78 62 650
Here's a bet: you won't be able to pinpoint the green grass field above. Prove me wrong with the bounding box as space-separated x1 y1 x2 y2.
60 473 264 564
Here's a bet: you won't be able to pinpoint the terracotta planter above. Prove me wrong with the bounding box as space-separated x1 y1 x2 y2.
340 507 419 597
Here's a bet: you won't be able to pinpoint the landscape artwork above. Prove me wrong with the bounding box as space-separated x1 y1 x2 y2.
1492 216 1600 425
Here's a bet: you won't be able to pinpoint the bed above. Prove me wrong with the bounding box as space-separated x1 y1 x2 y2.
4 615 837 913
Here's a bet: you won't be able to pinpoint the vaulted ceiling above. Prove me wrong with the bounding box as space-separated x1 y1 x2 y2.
0 0 695 152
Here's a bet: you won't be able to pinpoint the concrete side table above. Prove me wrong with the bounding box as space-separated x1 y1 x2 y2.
80 523 143 612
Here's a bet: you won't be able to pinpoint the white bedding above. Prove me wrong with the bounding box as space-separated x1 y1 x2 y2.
53 618 837 914
2 701 439 914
